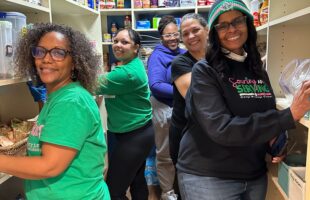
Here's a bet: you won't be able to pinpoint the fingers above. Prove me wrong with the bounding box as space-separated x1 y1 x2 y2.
271 155 285 163
290 80 310 121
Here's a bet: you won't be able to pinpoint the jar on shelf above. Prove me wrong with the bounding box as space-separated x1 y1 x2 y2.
105 0 115 9
111 23 118 38
117 0 124 8
124 16 132 29
143 0 150 8
103 33 112 42
150 0 158 8
134 0 143 8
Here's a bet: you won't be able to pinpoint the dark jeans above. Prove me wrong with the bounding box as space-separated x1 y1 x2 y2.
178 172 267 200
107 121 155 200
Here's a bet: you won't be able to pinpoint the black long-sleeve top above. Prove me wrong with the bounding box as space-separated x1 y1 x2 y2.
176 58 296 180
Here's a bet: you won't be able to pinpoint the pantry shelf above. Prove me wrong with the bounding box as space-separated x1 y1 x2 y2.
51 0 99 15
0 0 50 13
269 6 310 27
100 8 132 16
0 78 27 87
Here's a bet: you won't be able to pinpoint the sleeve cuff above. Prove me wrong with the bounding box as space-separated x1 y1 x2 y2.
278 108 296 131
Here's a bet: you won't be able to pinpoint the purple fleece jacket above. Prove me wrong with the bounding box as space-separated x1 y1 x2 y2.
147 44 186 107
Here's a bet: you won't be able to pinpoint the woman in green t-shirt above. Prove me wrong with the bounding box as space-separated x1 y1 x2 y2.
97 28 155 200
0 23 110 200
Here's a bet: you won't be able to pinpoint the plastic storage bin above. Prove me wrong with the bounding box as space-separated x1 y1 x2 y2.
0 12 26 45
136 20 151 29
288 167 305 200
278 154 306 196
0 21 13 79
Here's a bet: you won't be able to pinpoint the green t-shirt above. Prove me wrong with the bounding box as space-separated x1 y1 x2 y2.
97 57 152 133
25 82 110 200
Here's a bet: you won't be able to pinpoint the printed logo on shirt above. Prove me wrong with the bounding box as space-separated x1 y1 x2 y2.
229 77 272 99
27 122 43 154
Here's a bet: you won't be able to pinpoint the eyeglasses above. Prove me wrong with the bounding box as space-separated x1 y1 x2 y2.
162 32 180 39
31 46 71 61
214 16 247 33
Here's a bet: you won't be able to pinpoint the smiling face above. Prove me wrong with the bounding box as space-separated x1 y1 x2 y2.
34 31 73 93
112 30 139 64
161 23 180 51
216 10 248 55
181 18 208 55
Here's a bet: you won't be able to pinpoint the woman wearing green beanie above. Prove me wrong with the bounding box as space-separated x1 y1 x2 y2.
176 0 310 199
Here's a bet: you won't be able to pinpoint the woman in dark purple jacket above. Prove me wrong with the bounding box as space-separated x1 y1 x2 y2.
147 15 185 200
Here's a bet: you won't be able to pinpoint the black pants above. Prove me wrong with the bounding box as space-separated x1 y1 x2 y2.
107 121 155 200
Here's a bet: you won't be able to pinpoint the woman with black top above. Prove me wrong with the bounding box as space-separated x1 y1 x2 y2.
177 0 310 199
169 13 208 165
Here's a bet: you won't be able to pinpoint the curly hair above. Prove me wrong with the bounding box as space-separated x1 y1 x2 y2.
206 15 265 81
14 23 101 93
158 15 177 35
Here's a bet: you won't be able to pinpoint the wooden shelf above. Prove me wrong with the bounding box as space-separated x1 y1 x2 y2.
0 78 27 87
197 5 212 12
256 23 268 35
0 0 50 13
133 6 195 14
269 6 310 27
100 8 131 16
134 28 157 32
102 42 112 45
51 0 99 15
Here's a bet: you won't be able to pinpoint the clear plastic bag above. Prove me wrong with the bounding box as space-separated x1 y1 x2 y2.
279 59 310 104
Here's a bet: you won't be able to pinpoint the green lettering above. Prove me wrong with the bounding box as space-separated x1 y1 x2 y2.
236 85 243 93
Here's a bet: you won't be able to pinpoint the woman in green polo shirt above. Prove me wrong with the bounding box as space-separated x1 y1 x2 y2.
97 28 154 200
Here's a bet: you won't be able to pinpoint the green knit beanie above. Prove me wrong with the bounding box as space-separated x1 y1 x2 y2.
208 0 253 29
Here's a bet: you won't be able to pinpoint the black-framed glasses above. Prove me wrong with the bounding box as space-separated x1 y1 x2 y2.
31 46 71 61
162 32 180 39
214 16 247 33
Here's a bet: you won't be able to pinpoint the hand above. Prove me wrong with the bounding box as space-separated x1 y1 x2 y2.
290 80 310 121
269 137 286 163
271 154 286 163
26 80 47 102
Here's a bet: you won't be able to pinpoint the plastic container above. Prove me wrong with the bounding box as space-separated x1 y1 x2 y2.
142 0 150 8
0 21 13 79
0 12 27 46
150 0 158 8
111 23 117 38
152 17 161 29
250 0 261 27
259 0 269 25
278 154 306 196
289 167 305 200
136 20 151 29
134 0 143 8
180 0 195 7
124 16 131 29
279 59 310 104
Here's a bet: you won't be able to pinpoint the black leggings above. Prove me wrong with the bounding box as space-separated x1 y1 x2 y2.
107 121 155 200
